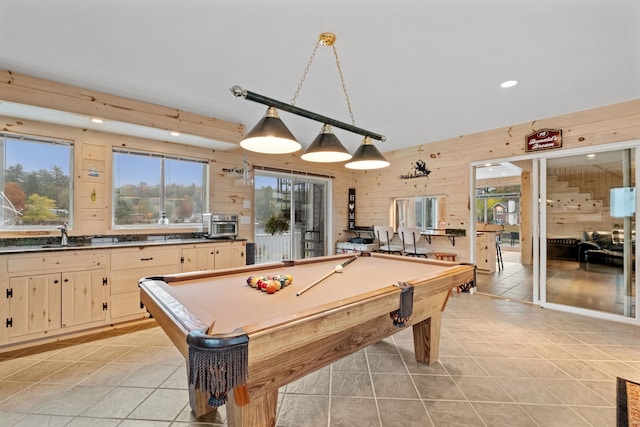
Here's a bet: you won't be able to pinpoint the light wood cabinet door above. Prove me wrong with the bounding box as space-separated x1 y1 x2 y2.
61 270 107 327
213 245 245 270
8 274 62 338
476 232 497 273
110 246 180 320
181 247 216 272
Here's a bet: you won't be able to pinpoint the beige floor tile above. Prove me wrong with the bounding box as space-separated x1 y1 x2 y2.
423 400 485 427
127 388 190 421
471 402 538 427
520 403 591 427
452 375 514 402
371 373 419 399
0 277 637 426
82 386 155 418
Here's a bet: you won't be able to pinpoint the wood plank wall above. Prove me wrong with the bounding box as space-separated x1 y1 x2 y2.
353 99 640 264
2 70 640 264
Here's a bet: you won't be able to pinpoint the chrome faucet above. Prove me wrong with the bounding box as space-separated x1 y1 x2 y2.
56 222 69 246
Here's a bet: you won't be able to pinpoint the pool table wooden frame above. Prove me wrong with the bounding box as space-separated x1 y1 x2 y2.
139 252 475 426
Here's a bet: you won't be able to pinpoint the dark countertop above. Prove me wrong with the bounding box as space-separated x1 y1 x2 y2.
0 237 247 254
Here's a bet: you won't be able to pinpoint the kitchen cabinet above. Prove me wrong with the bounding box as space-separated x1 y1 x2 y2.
181 241 245 272
0 240 247 350
181 246 215 272
212 241 245 269
61 270 108 327
110 245 180 320
2 250 108 345
7 273 61 338
476 230 499 273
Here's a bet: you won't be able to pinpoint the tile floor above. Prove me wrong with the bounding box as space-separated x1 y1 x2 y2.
2 288 640 426
475 248 535 303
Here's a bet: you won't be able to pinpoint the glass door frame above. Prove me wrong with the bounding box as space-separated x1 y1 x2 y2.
470 139 640 325
538 145 638 323
254 169 333 262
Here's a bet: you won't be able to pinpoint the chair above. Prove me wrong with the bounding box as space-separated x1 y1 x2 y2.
374 225 403 254
496 240 504 271
398 226 433 258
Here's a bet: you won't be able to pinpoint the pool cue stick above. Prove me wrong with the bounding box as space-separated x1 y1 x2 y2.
296 255 358 296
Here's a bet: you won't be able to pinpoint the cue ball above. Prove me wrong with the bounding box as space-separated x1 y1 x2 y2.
335 264 343 273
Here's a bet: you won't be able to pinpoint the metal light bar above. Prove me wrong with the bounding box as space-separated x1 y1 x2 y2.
230 85 386 142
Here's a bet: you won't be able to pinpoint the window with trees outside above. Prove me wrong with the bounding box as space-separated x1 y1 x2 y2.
0 133 72 229
112 149 208 228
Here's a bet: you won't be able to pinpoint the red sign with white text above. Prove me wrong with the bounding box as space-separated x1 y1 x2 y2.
525 129 562 152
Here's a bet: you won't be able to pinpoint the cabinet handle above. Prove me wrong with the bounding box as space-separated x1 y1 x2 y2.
140 257 154 261
63 278 69 283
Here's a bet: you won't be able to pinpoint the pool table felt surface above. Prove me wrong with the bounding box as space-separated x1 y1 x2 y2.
143 253 470 335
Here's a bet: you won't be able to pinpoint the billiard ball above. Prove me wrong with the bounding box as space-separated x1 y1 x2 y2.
266 281 279 294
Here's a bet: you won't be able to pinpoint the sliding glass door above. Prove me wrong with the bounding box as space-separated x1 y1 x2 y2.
254 171 328 263
542 149 636 318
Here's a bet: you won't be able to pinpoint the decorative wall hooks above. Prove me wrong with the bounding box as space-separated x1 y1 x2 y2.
222 166 246 175
223 155 254 186
400 160 431 180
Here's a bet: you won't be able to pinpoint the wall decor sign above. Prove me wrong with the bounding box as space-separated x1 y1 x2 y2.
525 128 562 152
400 160 431 180
348 188 356 230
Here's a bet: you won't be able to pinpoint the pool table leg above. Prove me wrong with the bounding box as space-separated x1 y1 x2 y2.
226 388 278 427
412 312 442 365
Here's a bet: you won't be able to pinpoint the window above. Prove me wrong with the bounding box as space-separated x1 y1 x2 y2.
112 149 208 228
415 196 438 230
0 133 73 229
393 196 440 231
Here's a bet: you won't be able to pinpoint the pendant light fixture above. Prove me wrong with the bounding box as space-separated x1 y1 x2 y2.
345 137 390 170
230 32 388 169
301 124 352 162
240 107 301 154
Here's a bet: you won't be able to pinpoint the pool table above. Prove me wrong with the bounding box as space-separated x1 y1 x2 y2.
139 252 475 426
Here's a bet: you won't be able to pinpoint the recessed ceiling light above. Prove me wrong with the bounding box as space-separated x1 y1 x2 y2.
500 80 518 88
170 131 180 136
586 153 596 158
91 118 104 124
484 163 492 167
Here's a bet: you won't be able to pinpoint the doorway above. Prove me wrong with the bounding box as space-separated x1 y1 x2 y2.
541 149 636 318
254 170 330 263
474 161 530 301
471 142 639 323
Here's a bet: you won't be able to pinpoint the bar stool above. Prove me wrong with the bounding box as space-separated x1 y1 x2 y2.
434 252 457 261
496 241 504 271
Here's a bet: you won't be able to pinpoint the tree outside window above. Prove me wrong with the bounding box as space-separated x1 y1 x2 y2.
112 150 207 227
0 134 72 229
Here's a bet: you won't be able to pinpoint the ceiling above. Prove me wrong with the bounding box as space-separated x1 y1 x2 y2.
1 0 639 157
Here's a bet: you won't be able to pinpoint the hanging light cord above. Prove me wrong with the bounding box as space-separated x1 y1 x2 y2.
230 33 385 143
290 34 356 127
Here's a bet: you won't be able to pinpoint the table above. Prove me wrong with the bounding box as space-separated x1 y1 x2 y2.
335 241 378 254
139 253 475 426
434 252 457 261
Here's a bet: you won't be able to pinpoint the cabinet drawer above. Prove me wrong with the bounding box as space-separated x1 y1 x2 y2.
8 251 107 274
111 246 180 270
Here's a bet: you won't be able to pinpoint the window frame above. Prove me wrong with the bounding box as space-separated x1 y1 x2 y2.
0 132 74 231
111 148 209 230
